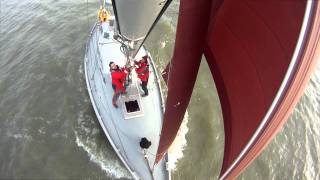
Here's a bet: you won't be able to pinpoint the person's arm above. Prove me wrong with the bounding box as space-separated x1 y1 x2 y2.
135 64 147 74
112 71 127 79
134 60 139 65
121 67 130 73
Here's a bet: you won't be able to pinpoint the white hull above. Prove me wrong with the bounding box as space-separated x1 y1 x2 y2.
84 21 170 180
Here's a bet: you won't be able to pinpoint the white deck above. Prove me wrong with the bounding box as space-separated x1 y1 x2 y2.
84 21 170 180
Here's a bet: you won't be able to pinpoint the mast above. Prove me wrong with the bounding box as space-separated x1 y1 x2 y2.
110 0 172 59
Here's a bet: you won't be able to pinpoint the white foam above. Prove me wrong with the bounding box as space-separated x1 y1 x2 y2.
75 111 131 179
78 64 83 74
167 111 189 171
161 41 166 48
6 132 33 142
75 135 131 179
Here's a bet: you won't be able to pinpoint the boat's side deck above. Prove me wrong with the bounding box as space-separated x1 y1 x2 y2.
85 22 169 180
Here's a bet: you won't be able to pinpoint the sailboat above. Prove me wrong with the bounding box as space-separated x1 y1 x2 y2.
85 0 320 179
84 1 172 180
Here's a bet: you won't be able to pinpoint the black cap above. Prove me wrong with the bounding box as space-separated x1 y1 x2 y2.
140 137 151 149
109 61 114 67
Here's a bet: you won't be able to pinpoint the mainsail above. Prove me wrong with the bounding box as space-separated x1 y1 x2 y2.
111 0 172 58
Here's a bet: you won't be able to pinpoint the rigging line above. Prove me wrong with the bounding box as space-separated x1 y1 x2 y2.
143 149 155 180
133 0 173 58
144 149 157 157
111 0 121 34
167 60 173 87
86 0 89 31
98 41 117 45
90 26 99 80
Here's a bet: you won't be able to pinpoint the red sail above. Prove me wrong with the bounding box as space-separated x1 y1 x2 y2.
209 1 320 178
155 0 213 163
156 0 320 179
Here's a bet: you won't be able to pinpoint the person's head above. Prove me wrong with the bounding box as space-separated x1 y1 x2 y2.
109 61 117 70
100 5 103 10
141 55 148 63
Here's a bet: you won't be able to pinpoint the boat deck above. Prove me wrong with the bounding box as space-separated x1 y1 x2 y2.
84 21 169 180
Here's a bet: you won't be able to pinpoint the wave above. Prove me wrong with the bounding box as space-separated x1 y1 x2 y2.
75 135 132 179
74 111 132 179
168 111 189 171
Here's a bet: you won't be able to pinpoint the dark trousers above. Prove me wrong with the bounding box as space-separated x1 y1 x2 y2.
112 84 121 105
141 80 148 95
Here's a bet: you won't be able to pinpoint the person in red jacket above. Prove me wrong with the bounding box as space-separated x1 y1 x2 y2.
109 61 128 108
134 55 149 97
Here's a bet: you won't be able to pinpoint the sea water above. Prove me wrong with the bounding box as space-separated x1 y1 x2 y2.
0 0 319 179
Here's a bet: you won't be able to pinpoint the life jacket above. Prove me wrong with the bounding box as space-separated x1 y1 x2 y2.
98 9 109 22
111 67 127 93
135 61 149 82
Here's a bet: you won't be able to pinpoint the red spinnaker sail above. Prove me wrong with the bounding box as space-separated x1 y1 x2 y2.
156 0 320 179
155 0 213 163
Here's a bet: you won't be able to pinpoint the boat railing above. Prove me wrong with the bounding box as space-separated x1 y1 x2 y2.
85 23 140 179
145 48 166 117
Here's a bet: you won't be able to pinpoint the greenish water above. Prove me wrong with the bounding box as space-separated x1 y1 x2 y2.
0 0 319 179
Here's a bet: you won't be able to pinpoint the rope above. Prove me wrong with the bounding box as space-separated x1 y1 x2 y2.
86 0 89 31
165 60 172 88
143 149 155 180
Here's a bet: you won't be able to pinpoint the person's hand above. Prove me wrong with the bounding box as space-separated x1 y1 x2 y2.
124 67 131 74
125 63 131 69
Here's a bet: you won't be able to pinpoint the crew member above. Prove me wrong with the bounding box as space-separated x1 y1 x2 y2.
134 55 149 97
109 62 128 108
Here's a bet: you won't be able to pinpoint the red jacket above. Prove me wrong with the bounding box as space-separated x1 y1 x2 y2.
135 60 149 82
111 68 128 93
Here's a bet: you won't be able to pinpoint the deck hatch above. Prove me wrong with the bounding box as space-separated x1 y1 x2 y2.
121 81 144 119
125 100 140 113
